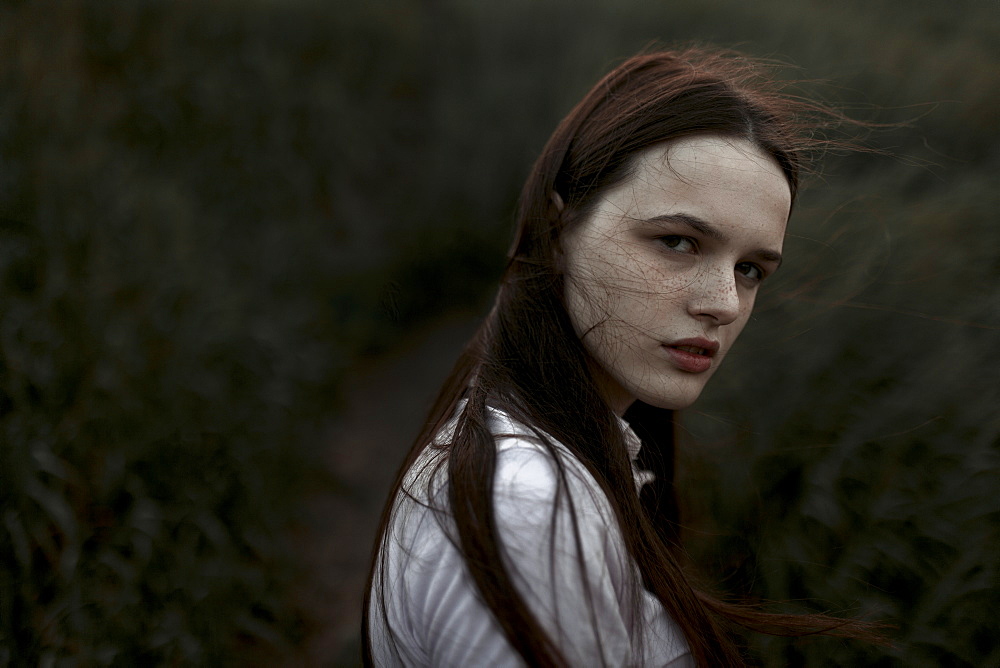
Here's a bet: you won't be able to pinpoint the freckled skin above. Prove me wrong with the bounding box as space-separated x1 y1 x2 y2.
561 135 792 415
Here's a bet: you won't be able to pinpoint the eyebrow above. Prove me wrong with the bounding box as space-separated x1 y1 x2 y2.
646 213 784 266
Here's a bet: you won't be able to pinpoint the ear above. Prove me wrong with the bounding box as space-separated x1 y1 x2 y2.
551 191 565 212
549 190 565 215
550 191 568 272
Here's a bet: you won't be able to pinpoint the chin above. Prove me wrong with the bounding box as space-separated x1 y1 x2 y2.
642 397 699 411
631 379 709 411
632 390 702 412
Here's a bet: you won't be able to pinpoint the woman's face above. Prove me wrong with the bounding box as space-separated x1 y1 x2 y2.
561 135 791 415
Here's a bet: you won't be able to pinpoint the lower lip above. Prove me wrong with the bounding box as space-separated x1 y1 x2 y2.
663 346 713 373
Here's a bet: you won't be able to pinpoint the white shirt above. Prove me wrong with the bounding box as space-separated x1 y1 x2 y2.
369 406 694 667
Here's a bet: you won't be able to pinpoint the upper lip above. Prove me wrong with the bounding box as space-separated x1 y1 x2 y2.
664 337 720 357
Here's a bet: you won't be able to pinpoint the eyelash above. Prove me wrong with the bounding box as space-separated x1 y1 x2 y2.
656 235 767 283
657 235 697 253
736 262 764 282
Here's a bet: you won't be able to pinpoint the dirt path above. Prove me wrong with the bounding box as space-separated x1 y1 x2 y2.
289 313 479 667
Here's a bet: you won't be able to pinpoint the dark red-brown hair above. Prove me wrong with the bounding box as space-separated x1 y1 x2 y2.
364 46 882 667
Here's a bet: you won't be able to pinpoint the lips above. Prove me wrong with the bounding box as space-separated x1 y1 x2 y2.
663 338 719 373
673 344 711 355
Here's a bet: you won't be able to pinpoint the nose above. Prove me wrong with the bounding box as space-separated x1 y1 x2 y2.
686 265 741 326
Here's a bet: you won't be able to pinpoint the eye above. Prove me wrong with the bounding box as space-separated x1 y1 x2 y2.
736 261 764 282
658 235 696 253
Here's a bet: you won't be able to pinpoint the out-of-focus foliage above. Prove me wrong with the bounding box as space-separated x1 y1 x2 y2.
684 173 1000 665
0 0 996 665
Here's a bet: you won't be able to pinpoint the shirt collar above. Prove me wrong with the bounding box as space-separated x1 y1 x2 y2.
616 415 643 463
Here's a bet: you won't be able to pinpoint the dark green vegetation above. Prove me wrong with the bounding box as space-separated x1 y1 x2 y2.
1 0 996 665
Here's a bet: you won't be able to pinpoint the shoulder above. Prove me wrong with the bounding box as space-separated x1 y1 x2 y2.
488 409 614 523
400 405 618 538
417 404 603 492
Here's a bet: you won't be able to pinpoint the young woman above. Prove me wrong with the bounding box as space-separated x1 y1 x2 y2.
364 47 877 667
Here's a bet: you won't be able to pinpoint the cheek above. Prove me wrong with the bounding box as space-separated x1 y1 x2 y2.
567 252 666 330
564 257 611 340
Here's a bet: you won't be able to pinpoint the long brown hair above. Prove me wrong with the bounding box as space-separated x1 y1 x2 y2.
364 47 882 667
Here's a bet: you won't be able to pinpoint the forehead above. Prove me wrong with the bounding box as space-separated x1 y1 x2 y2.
650 135 787 187
579 135 791 245
628 136 788 216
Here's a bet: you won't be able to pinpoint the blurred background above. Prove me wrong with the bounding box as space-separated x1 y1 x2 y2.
1 0 997 665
